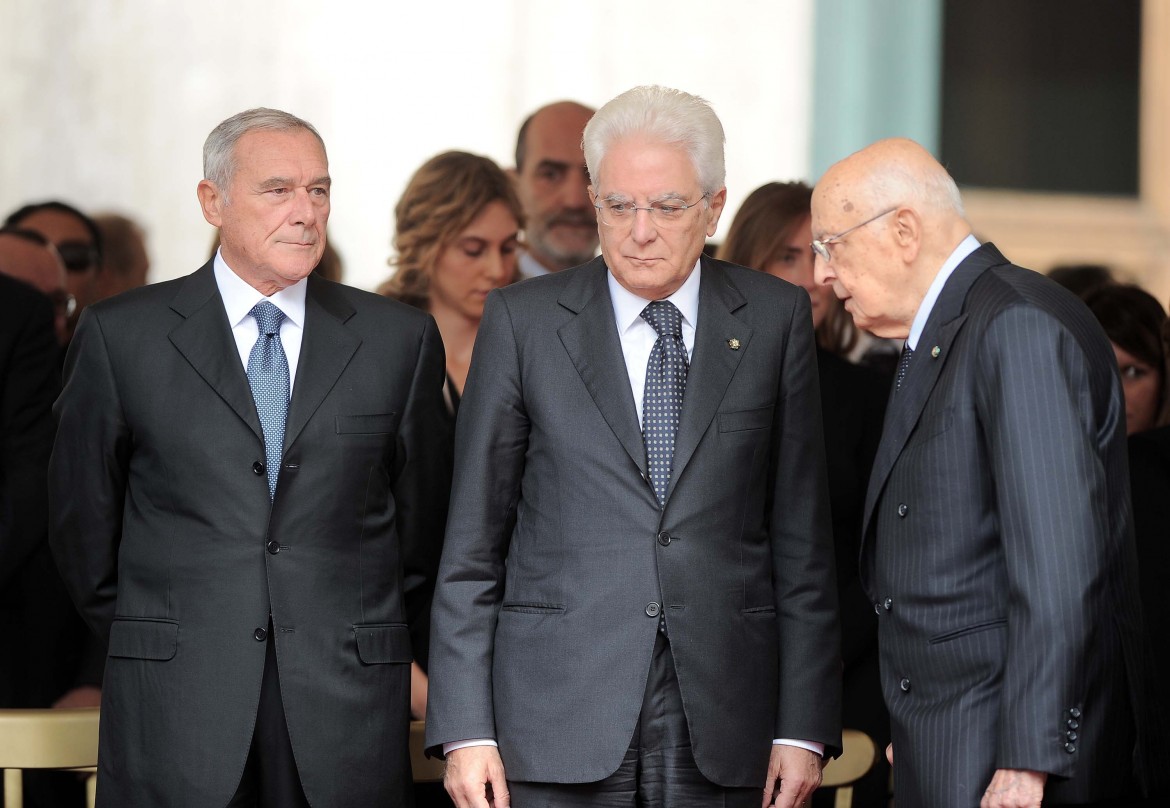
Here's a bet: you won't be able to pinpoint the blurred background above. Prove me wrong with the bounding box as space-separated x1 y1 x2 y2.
1 0 1166 298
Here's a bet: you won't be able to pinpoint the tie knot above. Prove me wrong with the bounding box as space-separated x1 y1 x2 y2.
251 301 286 336
641 300 683 339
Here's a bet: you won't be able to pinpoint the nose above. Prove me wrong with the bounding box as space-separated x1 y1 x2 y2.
559 168 592 211
290 188 321 227
813 253 834 286
629 207 657 243
484 249 508 282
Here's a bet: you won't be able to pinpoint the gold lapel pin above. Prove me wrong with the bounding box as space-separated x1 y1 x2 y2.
931 345 941 358
727 338 741 350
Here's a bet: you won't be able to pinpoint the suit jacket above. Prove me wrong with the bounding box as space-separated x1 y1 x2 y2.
862 244 1145 807
426 256 842 787
49 263 451 807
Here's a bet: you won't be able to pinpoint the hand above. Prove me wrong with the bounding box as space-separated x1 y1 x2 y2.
980 768 1047 808
410 662 428 720
52 686 101 709
886 743 894 765
762 744 823 808
444 745 510 808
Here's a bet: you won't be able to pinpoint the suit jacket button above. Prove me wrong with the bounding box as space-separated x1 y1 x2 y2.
1067 719 1079 730
252 461 265 475
1066 730 1078 741
657 531 671 546
253 627 267 641
645 602 661 617
899 677 911 692
266 540 280 555
897 503 908 517
1069 707 1082 719
883 597 893 611
874 602 882 615
1064 742 1076 754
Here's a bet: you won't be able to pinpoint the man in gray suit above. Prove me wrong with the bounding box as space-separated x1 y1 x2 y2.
811 138 1145 808
50 108 449 807
427 85 842 808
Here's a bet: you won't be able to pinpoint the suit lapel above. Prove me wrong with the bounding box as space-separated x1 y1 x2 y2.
861 243 1010 538
557 258 648 479
670 258 750 497
283 276 360 453
168 262 262 441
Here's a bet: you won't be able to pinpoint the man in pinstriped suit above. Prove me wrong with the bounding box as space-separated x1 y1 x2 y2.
811 138 1145 808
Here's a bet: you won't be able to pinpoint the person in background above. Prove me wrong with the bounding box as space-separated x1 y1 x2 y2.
92 213 151 300
0 227 74 344
4 201 102 343
1047 263 1115 298
512 100 596 277
379 153 522 758
1082 283 1168 435
717 180 890 808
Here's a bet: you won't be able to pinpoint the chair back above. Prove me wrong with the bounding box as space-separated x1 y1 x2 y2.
0 707 100 808
819 729 877 808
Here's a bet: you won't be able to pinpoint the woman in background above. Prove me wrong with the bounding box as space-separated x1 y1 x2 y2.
379 150 523 721
1083 282 1168 435
718 181 891 808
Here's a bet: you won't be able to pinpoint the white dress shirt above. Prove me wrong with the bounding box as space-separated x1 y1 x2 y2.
213 250 307 389
906 234 980 351
446 260 822 759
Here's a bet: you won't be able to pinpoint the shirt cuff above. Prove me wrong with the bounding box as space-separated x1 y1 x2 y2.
443 738 499 756
773 738 825 757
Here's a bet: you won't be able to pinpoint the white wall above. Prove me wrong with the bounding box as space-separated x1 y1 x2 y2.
0 0 815 290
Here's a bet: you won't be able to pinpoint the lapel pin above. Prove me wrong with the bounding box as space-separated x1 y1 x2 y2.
727 338 741 350
931 345 941 358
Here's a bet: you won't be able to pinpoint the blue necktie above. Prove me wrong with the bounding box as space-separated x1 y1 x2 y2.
247 301 289 500
896 344 914 391
641 300 688 506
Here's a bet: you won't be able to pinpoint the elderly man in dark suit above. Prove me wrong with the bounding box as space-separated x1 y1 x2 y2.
49 108 450 807
812 138 1145 808
426 85 842 808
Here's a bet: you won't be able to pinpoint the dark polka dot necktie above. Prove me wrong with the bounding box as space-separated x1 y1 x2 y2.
896 343 914 391
247 301 290 500
641 300 688 507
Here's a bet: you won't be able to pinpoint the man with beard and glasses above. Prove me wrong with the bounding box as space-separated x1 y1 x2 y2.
512 101 598 278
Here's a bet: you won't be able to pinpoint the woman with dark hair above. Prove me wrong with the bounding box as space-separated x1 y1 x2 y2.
1083 283 1168 435
718 181 891 808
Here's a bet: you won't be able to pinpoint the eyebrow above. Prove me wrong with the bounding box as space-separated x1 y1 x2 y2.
256 175 332 190
600 191 689 203
534 159 571 173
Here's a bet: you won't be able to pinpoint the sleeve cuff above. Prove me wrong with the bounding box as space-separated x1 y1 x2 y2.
773 738 826 757
443 738 499 756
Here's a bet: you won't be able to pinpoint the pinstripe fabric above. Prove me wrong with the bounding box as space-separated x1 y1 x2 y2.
862 244 1145 807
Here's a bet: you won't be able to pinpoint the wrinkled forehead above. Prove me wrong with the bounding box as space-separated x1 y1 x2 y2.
811 174 870 233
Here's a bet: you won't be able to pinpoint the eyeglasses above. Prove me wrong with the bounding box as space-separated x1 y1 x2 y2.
56 241 100 274
811 207 897 262
594 193 710 229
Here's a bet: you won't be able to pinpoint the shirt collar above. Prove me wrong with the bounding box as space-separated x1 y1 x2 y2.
907 234 980 350
607 258 702 335
213 249 307 329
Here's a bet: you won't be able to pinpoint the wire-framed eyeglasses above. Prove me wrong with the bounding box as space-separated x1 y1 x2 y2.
811 207 898 262
593 193 710 229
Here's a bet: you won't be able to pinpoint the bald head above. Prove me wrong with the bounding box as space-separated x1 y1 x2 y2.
0 230 70 343
811 138 972 338
514 100 598 272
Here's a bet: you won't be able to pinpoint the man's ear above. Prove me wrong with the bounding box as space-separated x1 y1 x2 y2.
197 179 225 228
892 207 922 263
705 188 728 237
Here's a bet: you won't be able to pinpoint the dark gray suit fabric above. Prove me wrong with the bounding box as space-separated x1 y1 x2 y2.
862 244 1145 807
48 263 450 807
426 256 842 787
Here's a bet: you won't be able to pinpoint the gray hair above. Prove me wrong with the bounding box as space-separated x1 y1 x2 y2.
203 108 326 193
583 86 726 195
868 157 966 220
